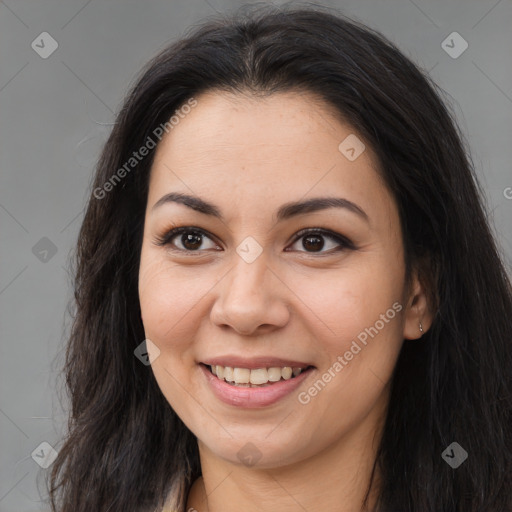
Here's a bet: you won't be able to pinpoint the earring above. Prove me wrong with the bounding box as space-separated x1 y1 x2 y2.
419 321 424 334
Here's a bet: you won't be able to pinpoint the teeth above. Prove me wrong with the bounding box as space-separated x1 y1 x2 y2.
223 366 234 382
250 368 268 385
233 368 250 384
267 367 282 382
282 367 292 380
208 364 305 386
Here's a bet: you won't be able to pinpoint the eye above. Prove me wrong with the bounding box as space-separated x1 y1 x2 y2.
153 226 220 252
286 228 355 254
153 226 355 254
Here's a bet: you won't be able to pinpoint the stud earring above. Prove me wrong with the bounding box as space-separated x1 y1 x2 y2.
419 321 424 334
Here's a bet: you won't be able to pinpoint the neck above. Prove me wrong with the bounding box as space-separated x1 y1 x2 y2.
186 408 385 512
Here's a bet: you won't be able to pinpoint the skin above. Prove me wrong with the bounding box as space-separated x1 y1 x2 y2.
138 89 433 512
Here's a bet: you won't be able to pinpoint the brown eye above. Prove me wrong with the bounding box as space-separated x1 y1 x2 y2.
302 234 325 252
179 231 203 251
154 226 354 255
154 227 220 252
286 228 354 254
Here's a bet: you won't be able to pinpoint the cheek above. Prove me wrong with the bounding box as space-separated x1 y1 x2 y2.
139 253 214 343
301 260 403 349
298 256 405 416
138 254 210 416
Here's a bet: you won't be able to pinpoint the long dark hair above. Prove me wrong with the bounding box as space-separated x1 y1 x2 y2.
48 4 512 511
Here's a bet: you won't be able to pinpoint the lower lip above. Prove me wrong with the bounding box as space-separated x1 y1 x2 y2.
200 364 314 408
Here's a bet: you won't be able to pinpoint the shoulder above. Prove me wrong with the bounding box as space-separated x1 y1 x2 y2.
184 476 205 511
159 477 203 512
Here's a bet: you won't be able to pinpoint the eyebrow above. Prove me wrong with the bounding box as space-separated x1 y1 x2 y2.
151 192 369 223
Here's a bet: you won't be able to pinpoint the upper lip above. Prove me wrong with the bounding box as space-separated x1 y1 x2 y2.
202 356 313 370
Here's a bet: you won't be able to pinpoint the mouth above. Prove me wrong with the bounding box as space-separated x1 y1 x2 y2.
200 361 315 408
202 363 315 388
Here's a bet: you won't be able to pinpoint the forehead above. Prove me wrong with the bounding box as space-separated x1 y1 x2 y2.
153 89 363 165
147 90 394 226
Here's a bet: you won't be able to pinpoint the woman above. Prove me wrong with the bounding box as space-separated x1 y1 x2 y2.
48 5 512 511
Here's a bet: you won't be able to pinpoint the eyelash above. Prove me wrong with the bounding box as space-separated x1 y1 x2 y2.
153 226 356 255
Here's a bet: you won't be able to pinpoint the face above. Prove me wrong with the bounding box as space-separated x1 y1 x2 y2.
138 90 417 470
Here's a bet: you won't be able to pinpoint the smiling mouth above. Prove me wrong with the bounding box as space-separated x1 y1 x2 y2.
202 363 315 387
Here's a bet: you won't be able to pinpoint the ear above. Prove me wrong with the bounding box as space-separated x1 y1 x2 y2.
403 270 434 340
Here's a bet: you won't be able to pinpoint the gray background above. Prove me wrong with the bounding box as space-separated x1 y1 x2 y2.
1 0 511 510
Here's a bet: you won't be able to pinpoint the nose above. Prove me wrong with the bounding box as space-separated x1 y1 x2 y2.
210 253 290 336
